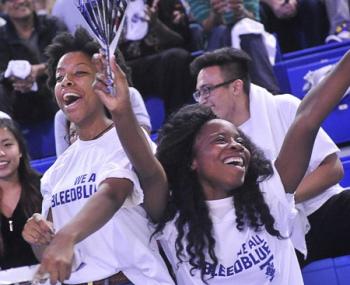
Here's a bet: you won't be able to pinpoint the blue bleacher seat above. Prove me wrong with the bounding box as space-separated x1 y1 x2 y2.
273 43 350 144
302 258 338 285
302 255 350 285
340 156 350 188
144 96 165 135
20 120 56 160
30 155 56 174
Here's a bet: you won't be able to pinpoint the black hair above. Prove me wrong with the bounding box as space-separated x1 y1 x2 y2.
45 26 133 91
154 104 283 283
0 118 41 256
190 47 252 95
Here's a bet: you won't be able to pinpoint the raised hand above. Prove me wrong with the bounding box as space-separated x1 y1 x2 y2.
92 52 132 120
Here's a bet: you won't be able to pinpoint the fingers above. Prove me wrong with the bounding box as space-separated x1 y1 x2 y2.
22 213 54 245
35 251 73 284
92 52 128 95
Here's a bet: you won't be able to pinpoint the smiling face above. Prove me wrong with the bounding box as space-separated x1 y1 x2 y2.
191 119 251 200
54 51 105 127
4 0 34 20
196 66 237 120
0 127 21 181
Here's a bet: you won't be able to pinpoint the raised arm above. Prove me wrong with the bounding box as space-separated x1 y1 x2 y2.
275 51 350 193
92 54 169 222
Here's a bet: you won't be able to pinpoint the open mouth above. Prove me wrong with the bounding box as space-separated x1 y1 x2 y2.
63 93 81 106
223 157 244 167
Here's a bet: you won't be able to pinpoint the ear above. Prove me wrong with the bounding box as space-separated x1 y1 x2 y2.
232 79 244 96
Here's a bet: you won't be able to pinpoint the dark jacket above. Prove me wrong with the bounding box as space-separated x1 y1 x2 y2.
0 13 67 123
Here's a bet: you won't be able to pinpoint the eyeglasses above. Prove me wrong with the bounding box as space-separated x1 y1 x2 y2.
193 78 237 102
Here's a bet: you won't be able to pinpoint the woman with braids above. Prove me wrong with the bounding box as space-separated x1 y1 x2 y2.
89 43 350 283
0 118 41 270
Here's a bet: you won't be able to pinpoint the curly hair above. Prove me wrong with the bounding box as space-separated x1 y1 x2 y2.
190 47 252 95
154 104 283 283
45 27 133 91
0 118 41 257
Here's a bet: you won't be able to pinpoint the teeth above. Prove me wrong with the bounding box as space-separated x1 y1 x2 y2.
0 161 8 166
224 157 243 166
63 93 80 106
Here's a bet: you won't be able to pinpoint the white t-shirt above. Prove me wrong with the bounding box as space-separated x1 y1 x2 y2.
239 84 343 256
159 167 303 285
41 127 174 285
240 84 342 216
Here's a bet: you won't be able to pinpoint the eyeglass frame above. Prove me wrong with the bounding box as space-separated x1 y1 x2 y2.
192 78 238 102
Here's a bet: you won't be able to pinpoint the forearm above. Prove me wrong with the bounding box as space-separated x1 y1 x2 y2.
55 180 130 244
295 153 344 203
32 63 48 78
202 11 222 32
111 106 168 222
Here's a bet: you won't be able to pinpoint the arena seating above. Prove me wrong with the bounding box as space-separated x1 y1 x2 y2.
302 255 350 285
21 119 56 160
340 155 350 188
274 42 350 145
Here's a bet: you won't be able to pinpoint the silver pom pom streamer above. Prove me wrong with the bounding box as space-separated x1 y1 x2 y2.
76 0 129 95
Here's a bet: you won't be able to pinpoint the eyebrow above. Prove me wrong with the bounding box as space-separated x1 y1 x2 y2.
56 62 91 71
0 138 13 143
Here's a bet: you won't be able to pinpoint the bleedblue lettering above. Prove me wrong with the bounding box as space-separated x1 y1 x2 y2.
203 235 276 282
51 173 97 208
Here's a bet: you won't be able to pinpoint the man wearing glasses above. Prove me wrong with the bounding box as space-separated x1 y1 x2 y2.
190 47 350 268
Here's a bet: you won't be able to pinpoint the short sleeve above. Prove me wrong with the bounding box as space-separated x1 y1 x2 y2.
40 168 54 218
97 161 144 208
260 164 298 235
129 87 152 132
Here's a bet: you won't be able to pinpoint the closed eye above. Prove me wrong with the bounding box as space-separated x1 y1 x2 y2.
56 75 64 82
214 135 227 144
235 137 245 144
75 70 89 76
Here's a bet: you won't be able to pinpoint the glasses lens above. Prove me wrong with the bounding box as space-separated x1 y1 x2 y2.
193 90 200 102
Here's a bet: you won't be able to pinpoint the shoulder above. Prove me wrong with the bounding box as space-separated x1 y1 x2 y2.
273 93 301 107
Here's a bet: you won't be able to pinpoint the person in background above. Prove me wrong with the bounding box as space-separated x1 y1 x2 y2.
119 0 195 116
190 47 350 267
260 0 350 53
0 118 42 270
0 0 67 124
186 0 280 94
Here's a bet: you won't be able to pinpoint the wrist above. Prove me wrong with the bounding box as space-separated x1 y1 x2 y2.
56 226 79 245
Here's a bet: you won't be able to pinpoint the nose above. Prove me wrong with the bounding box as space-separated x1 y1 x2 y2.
0 148 5 156
61 74 74 87
229 138 244 150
